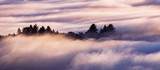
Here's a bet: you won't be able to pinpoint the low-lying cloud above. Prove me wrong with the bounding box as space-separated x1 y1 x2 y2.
0 35 160 70
0 0 160 70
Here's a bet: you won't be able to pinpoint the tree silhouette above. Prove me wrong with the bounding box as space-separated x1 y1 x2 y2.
77 32 84 39
10 24 116 39
68 32 76 37
22 27 30 35
29 25 33 34
100 25 107 34
100 24 115 34
55 31 59 34
67 32 84 39
106 24 115 32
32 24 38 34
29 25 33 29
52 29 55 34
22 27 26 34
22 25 33 35
38 26 45 34
103 25 107 31
0 35 3 39
87 24 98 33
46 26 52 33
85 24 98 38
78 32 84 36
17 28 21 34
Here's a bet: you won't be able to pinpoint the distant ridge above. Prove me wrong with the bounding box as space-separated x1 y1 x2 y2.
0 24 116 40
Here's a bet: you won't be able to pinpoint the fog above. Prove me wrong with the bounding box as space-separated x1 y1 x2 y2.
0 34 160 70
0 0 160 69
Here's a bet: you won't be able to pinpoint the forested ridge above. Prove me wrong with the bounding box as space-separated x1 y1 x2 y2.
0 24 115 40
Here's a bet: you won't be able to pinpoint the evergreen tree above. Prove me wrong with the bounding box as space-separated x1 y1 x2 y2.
55 31 59 34
0 35 2 39
68 32 76 37
106 24 115 32
38 26 45 34
103 25 107 32
52 29 55 34
100 24 115 34
17 28 21 34
85 24 98 38
100 25 107 34
29 25 33 34
29 25 33 29
22 27 30 35
22 25 34 35
32 24 38 34
87 24 98 33
46 26 52 33
22 27 26 34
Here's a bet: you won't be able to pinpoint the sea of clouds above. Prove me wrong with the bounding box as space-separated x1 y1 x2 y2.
0 34 160 70
0 0 160 70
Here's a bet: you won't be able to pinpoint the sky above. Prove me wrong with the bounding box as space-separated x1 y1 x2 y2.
0 0 160 35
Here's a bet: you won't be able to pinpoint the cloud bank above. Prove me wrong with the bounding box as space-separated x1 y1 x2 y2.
0 0 160 70
0 35 160 70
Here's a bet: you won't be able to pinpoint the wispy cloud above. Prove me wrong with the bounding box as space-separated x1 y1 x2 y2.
0 0 160 36
133 0 160 6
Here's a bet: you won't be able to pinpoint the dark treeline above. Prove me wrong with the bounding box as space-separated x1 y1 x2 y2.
18 24 57 35
0 24 115 40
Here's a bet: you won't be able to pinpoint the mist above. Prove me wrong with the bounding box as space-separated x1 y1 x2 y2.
0 0 160 70
0 34 160 70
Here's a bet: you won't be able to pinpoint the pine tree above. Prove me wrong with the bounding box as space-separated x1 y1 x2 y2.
87 24 98 33
55 31 59 34
103 25 107 32
38 26 45 34
17 28 21 34
28 25 33 34
29 25 33 29
46 26 52 33
22 27 31 35
32 24 38 34
100 24 115 34
85 24 98 38
100 25 107 34
107 24 115 32
52 29 55 34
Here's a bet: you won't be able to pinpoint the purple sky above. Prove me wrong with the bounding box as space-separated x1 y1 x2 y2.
0 1 160 70
0 0 160 35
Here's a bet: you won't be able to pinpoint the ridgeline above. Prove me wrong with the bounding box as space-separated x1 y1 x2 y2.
0 24 116 40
